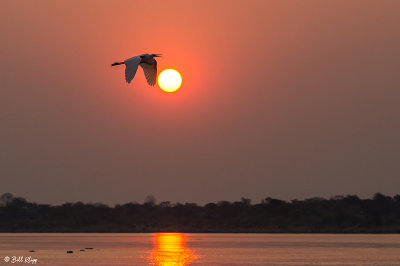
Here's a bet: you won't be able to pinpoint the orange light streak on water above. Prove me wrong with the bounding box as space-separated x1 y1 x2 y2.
146 233 197 266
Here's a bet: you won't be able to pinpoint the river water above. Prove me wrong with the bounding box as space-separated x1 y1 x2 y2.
0 233 400 265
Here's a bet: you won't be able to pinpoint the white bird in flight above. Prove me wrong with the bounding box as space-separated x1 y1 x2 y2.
111 53 161 86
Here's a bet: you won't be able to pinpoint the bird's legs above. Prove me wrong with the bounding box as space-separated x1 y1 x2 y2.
111 62 125 66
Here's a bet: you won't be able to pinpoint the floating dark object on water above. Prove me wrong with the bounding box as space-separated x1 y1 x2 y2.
84 248 93 250
67 251 73 253
29 250 35 252
80 250 85 251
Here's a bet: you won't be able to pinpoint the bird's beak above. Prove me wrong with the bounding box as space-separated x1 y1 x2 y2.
153 54 162 57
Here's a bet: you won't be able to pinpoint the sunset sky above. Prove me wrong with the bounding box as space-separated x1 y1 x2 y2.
1 1 399 205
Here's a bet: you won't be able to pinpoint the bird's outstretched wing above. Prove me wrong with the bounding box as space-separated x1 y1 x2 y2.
140 62 157 86
124 56 141 83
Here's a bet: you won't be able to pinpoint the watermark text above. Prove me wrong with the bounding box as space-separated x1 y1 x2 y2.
4 256 38 264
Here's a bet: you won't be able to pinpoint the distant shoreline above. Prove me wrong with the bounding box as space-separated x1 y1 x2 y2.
1 192 400 234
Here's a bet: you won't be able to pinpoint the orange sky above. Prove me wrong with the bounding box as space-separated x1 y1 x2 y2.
1 1 400 204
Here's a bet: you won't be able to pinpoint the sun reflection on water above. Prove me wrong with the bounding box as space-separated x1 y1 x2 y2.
145 233 197 265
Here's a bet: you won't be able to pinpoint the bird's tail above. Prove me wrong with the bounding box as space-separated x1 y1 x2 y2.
111 62 124 66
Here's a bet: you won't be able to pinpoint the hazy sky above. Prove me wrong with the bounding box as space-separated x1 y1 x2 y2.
1 1 399 205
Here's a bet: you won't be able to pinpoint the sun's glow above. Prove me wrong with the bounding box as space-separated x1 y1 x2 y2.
158 69 182 92
145 233 197 265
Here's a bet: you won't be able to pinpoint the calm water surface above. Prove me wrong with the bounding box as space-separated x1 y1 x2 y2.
0 233 400 265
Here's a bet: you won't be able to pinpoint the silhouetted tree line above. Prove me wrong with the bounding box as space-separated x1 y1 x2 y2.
1 192 400 233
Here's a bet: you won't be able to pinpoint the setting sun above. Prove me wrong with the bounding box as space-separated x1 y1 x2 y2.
158 69 182 92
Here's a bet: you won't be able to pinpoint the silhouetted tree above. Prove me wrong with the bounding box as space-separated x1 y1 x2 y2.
0 193 14 206
144 195 156 206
